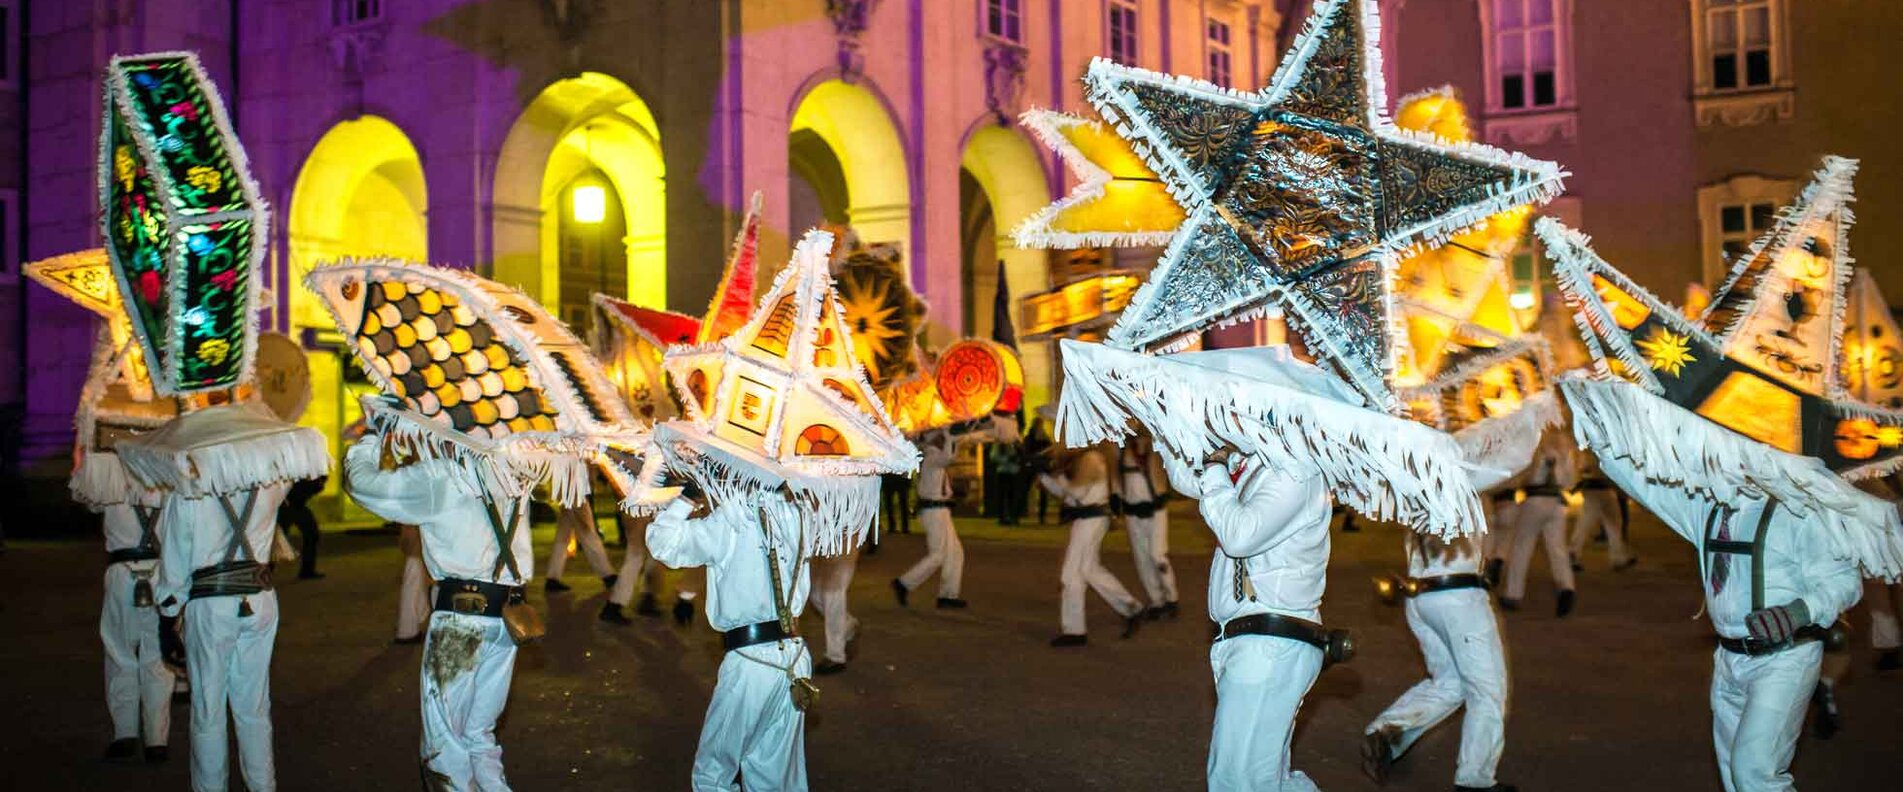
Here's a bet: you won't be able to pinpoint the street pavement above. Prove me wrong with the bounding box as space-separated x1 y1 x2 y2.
1 505 1896 790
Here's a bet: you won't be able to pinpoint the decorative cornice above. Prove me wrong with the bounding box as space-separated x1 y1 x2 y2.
984 40 1029 122
1484 109 1577 147
827 0 881 80
1695 89 1795 128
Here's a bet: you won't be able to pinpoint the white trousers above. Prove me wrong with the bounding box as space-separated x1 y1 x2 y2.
1867 580 1901 650
610 512 660 607
546 510 615 581
692 639 811 792
397 556 431 640
808 553 859 664
1711 643 1821 792
1484 500 1519 562
1124 512 1178 607
1060 517 1142 635
183 593 279 792
898 507 963 599
1367 589 1508 788
1504 496 1573 600
1207 634 1322 792
1568 489 1630 565
420 611 518 792
101 561 174 745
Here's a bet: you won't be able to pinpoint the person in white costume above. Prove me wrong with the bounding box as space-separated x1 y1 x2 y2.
1040 449 1144 646
1117 435 1179 618
94 482 176 764
1568 455 1634 572
1363 532 1513 792
807 548 860 674
395 523 431 644
648 477 815 792
1500 438 1577 616
343 434 536 792
544 501 616 593
893 430 966 608
1597 453 1861 792
1164 449 1334 792
154 479 293 792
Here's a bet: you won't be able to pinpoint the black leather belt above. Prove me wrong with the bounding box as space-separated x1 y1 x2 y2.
1523 485 1564 498
1404 573 1487 597
108 548 161 564
1490 490 1519 504
1218 612 1329 649
433 578 523 618
723 620 797 652
1577 478 1617 491
1122 499 1162 518
1061 504 1109 521
916 498 954 511
1718 625 1831 657
188 561 272 599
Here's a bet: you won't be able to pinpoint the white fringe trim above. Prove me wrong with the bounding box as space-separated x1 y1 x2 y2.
116 406 331 498
360 398 633 508
1562 375 1903 581
1450 390 1562 488
1010 108 1180 250
640 424 879 558
1055 340 1484 537
70 451 161 509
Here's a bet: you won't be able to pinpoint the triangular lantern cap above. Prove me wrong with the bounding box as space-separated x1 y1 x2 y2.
1843 270 1903 409
100 52 267 397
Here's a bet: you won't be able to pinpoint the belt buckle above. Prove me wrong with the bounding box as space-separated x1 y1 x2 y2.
451 591 489 615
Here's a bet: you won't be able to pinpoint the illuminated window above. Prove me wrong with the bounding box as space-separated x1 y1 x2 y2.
1697 174 1796 286
796 424 851 456
1206 18 1233 88
984 0 1024 44
1484 0 1569 111
334 0 382 26
1107 0 1140 65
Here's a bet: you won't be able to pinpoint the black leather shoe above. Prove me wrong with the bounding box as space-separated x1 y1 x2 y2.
814 659 849 676
1556 589 1576 618
935 597 967 609
1361 726 1398 784
1161 601 1180 619
634 593 661 617
672 598 695 626
144 745 169 764
1812 683 1840 740
1143 605 1164 621
1049 634 1088 647
598 603 632 626
104 738 139 763
601 574 618 590
891 579 909 607
1121 614 1142 639
545 579 571 594
1877 649 1901 671
1454 785 1517 792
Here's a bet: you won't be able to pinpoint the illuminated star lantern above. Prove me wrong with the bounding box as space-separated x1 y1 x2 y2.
305 258 648 505
1843 270 1903 410
101 52 267 397
1544 156 1903 576
653 229 919 556
1012 109 1187 248
1075 0 1565 411
831 240 925 390
592 192 763 422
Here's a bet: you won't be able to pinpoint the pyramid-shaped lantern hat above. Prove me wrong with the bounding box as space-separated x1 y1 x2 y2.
1544 155 1903 483
1843 270 1903 410
663 229 917 480
100 52 267 397
1068 0 1565 412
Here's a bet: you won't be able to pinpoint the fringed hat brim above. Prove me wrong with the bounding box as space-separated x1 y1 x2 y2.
115 402 330 498
1451 389 1563 493
1562 375 1903 581
360 397 625 507
1056 340 1485 538
648 422 879 557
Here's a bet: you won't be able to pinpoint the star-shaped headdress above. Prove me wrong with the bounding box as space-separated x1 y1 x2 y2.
305 259 648 505
647 230 919 555
1076 0 1565 412
1543 156 1903 576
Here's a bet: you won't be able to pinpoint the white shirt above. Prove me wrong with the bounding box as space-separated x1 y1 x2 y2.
1119 448 1162 505
1038 473 1108 508
647 494 810 633
916 435 953 501
102 503 164 555
1598 454 1861 639
1195 459 1332 624
342 437 535 587
155 481 291 616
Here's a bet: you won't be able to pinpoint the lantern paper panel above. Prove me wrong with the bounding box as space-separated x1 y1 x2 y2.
1012 109 1187 249
831 239 924 390
101 52 265 397
1066 0 1564 413
1844 270 1903 409
1540 156 1903 480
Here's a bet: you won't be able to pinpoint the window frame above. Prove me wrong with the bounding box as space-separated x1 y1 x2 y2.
1106 0 1142 66
1476 0 1575 116
334 0 384 28
1696 174 1799 288
981 0 1026 46
1206 15 1234 88
1689 0 1791 96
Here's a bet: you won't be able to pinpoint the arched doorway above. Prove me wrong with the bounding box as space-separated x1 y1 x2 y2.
287 115 428 476
787 79 911 263
493 72 666 325
959 124 1052 408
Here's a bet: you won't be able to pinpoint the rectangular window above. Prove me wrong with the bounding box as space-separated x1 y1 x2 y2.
335 0 382 27
1718 200 1777 263
986 0 1024 45
1108 0 1140 65
1706 0 1776 90
1493 0 1560 110
1206 18 1233 87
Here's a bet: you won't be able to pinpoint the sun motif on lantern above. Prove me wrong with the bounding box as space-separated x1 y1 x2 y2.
1636 326 1696 377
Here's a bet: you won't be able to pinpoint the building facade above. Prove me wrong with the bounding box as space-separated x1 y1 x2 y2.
4 0 1900 498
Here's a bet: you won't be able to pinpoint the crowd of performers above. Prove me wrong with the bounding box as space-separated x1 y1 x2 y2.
51 2 1903 791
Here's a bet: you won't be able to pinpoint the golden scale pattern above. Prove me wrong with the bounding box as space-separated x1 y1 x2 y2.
353 279 559 438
